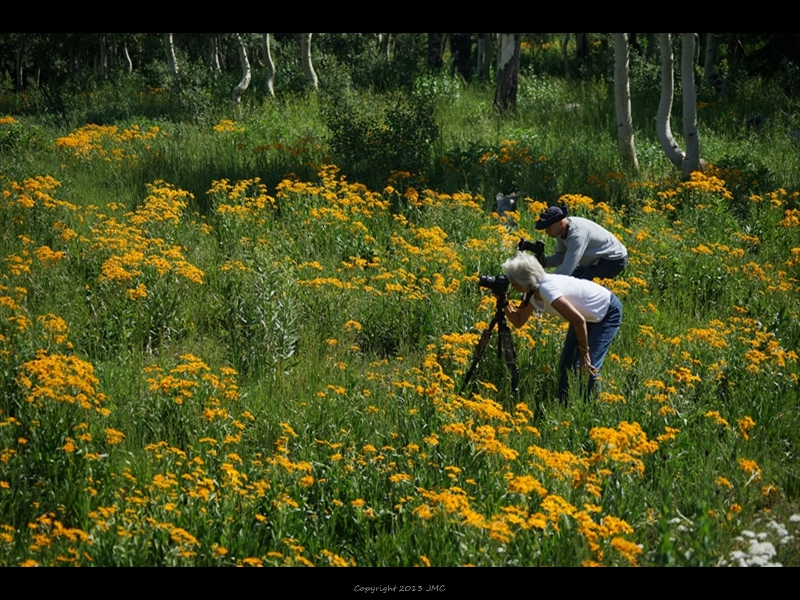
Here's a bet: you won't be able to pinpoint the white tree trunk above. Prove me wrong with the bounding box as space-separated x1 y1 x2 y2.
704 33 728 96
494 33 520 111
16 34 25 89
98 35 108 79
477 33 493 81
614 33 638 170
164 33 179 91
210 36 221 72
232 34 252 105
681 33 702 177
301 33 318 89
123 44 133 73
657 33 686 169
262 33 276 97
387 33 396 58
378 33 391 58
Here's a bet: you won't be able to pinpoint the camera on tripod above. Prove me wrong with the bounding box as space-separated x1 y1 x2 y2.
478 274 509 295
462 273 519 399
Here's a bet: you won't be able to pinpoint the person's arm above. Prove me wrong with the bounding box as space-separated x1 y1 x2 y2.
550 296 597 374
555 227 589 276
545 239 565 269
502 297 535 328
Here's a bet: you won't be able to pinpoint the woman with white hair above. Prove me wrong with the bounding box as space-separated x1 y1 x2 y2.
500 252 623 402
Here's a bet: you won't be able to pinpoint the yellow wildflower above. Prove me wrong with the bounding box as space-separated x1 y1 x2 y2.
738 416 756 441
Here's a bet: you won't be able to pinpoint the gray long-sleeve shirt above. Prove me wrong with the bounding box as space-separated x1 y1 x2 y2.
545 217 627 276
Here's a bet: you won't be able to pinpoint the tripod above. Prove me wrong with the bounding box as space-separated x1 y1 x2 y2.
460 296 520 400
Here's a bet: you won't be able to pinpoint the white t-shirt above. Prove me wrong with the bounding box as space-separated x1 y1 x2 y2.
532 274 611 323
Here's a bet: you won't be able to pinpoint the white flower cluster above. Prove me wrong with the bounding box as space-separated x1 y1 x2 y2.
721 516 799 567
729 538 778 567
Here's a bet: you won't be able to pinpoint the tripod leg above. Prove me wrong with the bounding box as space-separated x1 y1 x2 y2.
498 324 520 400
460 318 498 395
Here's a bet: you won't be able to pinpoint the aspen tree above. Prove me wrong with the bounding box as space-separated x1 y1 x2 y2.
123 44 133 74
657 33 686 169
262 34 275 97
681 33 702 177
164 33 179 91
210 36 221 72
232 34 251 105
494 33 520 112
614 33 638 170
477 33 493 81
301 33 318 89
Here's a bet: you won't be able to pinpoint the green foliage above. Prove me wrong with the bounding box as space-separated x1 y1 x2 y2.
315 33 427 92
213 261 300 380
713 152 778 221
321 86 438 187
0 118 47 171
413 73 463 102
628 48 665 103
435 135 559 201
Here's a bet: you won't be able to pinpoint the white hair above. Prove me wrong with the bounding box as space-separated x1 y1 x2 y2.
502 252 544 292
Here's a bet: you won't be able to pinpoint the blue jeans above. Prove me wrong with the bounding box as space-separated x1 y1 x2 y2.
557 293 622 402
571 256 628 281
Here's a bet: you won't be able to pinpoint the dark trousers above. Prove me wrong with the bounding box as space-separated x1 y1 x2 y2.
571 256 628 281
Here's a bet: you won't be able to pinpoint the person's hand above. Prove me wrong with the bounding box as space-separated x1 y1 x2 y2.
579 350 598 376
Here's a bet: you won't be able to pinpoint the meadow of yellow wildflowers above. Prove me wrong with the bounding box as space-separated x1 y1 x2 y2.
2 85 800 569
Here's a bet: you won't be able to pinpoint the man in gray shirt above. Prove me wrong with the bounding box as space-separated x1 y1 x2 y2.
535 205 628 281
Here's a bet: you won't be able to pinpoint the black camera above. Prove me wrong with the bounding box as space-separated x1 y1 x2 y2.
517 238 545 256
479 274 509 295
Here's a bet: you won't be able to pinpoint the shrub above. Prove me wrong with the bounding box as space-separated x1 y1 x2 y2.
321 87 438 188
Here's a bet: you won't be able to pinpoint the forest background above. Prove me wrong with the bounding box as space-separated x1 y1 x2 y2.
1 32 799 568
